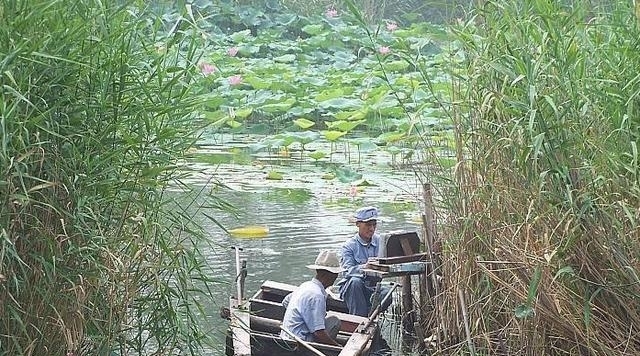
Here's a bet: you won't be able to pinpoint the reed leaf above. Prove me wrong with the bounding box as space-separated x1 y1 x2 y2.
0 1 219 355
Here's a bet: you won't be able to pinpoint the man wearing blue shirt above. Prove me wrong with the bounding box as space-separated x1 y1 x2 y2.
338 206 392 317
280 250 345 346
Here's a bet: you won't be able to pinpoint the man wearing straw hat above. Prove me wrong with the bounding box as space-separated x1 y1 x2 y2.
280 250 345 346
338 206 393 317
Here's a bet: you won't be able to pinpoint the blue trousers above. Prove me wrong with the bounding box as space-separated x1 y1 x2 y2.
338 277 393 317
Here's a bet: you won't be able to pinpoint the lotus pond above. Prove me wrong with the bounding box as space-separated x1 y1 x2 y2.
174 2 460 354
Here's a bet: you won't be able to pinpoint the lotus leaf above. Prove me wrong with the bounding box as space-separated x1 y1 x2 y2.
301 24 324 35
325 120 363 132
384 60 410 72
377 132 406 144
243 76 270 89
322 130 347 141
231 108 252 119
230 29 252 42
205 96 226 110
412 89 431 101
270 81 299 93
239 45 261 56
274 54 296 63
347 137 378 152
394 77 421 89
293 118 315 129
226 119 242 129
261 98 296 113
318 98 363 110
274 13 297 26
297 76 327 87
385 145 402 155
284 131 319 144
315 88 344 102
307 35 329 47
333 109 367 121
308 151 327 161
270 134 296 147
266 170 284 180
228 225 269 238
335 166 362 183
437 157 457 169
248 90 283 106
378 107 404 117
288 107 315 116
205 110 229 127
352 178 376 187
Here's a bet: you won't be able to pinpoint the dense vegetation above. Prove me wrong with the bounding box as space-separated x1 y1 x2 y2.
433 0 640 354
188 1 456 173
0 1 216 355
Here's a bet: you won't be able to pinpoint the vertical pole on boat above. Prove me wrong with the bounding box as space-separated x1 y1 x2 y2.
231 246 244 302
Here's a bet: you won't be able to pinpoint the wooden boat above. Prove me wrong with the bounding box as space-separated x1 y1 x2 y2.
223 279 386 356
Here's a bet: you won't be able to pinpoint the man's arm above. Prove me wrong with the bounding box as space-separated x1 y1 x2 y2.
312 330 341 346
340 240 367 276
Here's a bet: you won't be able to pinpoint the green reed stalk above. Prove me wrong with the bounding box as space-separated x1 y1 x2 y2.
439 0 640 354
0 1 217 355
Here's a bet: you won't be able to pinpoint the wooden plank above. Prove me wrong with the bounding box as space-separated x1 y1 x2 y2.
383 232 420 257
338 331 374 356
230 299 251 356
362 268 426 279
399 236 415 255
260 280 349 314
249 298 285 320
401 275 415 341
377 253 428 265
364 261 389 272
260 280 297 295
327 311 368 333
252 332 343 356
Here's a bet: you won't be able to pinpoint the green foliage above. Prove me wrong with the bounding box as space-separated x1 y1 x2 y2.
185 0 455 166
0 1 215 355
438 0 640 353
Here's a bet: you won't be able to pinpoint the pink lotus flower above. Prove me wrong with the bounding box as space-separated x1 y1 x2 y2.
198 62 217 76
228 75 243 86
227 47 239 57
325 7 338 18
378 46 391 55
386 22 398 32
349 186 358 199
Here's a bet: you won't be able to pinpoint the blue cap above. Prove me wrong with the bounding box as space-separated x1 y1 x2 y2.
354 206 379 222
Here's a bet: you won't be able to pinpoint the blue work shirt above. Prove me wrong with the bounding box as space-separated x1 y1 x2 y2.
280 278 328 342
340 232 380 280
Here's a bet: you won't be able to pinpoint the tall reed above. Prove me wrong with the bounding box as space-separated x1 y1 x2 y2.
434 0 640 354
0 1 215 355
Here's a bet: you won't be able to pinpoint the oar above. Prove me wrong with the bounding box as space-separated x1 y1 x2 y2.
280 326 327 356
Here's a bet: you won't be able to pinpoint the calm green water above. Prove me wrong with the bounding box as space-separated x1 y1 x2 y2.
182 133 425 354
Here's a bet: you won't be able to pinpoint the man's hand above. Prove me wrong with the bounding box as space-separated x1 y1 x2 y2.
312 330 341 347
364 257 378 269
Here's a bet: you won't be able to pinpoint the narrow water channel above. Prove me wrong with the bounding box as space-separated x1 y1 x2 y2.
182 133 425 354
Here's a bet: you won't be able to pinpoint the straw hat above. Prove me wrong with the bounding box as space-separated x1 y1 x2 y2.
306 250 345 274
